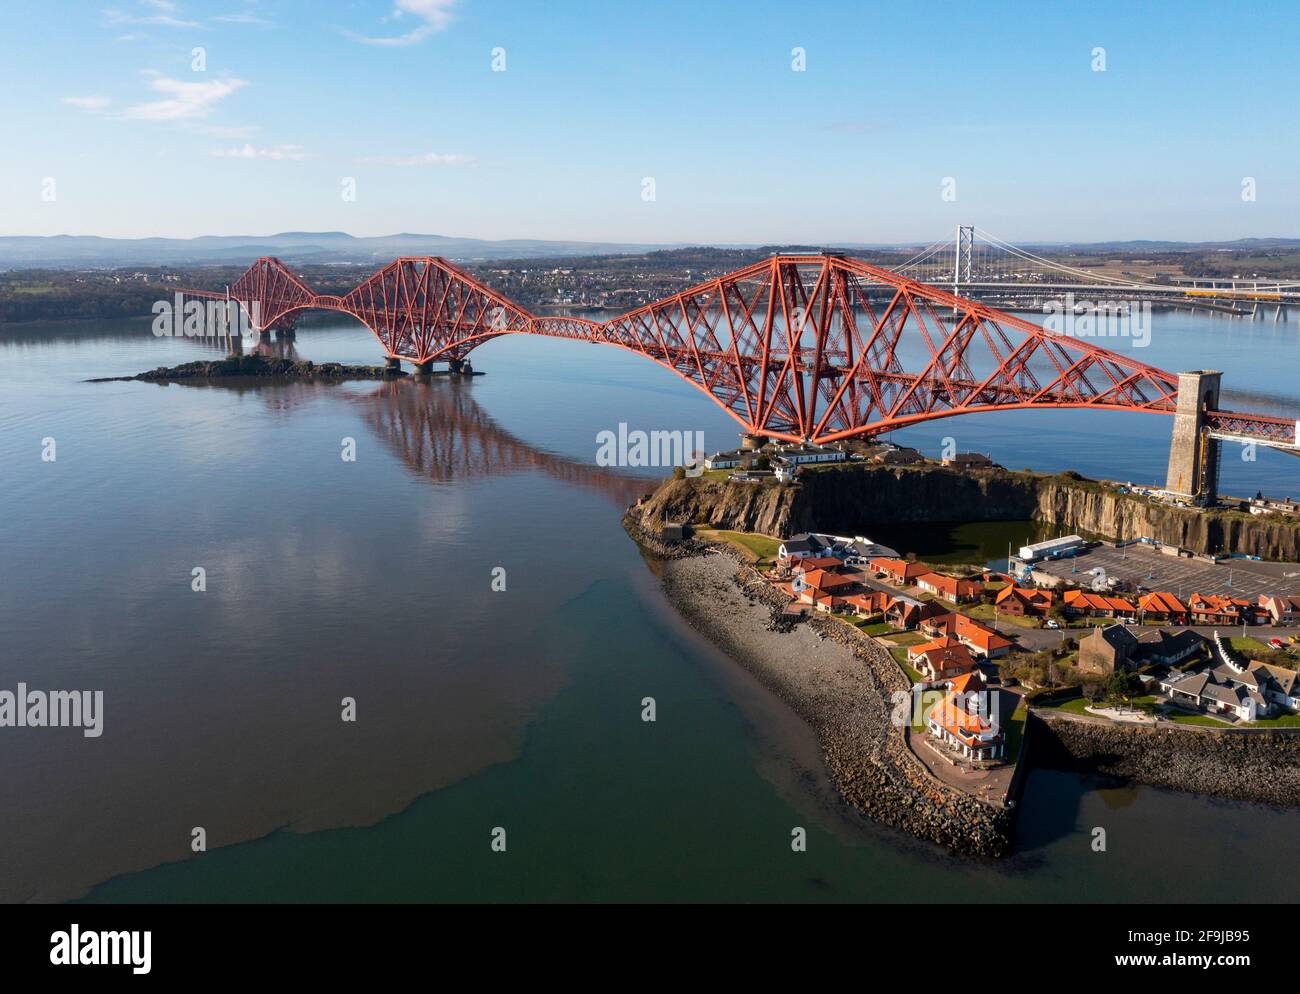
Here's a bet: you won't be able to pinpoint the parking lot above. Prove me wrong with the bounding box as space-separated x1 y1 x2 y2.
1034 542 1300 600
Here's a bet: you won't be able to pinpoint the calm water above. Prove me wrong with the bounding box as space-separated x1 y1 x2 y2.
1 309 1296 904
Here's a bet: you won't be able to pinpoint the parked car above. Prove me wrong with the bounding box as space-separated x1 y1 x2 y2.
1045 619 1060 629
1269 638 1286 649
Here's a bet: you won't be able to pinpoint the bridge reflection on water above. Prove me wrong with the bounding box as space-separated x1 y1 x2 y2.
192 332 655 506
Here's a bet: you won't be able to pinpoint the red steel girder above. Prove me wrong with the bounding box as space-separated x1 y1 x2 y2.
186 254 1273 445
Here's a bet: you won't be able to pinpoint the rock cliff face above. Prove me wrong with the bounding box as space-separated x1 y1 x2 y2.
1031 713 1300 807
1035 481 1300 560
634 466 1300 560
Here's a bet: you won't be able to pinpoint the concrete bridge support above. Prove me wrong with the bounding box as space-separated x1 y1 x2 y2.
1164 370 1221 505
385 357 401 373
739 433 767 451
411 360 433 375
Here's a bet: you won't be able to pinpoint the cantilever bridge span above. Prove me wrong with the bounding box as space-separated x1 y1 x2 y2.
184 254 1298 502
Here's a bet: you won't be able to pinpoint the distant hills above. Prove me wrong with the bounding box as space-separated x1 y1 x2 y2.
2 231 1300 269
0 232 689 268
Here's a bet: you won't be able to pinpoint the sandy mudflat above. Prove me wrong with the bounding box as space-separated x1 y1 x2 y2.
658 548 1012 856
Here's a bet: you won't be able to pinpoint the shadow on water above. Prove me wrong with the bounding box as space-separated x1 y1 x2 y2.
158 375 654 506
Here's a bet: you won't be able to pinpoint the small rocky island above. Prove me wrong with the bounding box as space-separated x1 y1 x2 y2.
90 355 408 383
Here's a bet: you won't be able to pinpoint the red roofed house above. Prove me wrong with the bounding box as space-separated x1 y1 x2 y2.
791 556 843 574
1187 593 1257 626
884 595 944 631
994 585 1054 618
920 612 1014 659
1062 590 1136 620
843 590 890 618
907 636 978 681
1260 594 1300 626
1137 590 1188 625
868 557 931 586
915 572 984 604
927 672 1004 762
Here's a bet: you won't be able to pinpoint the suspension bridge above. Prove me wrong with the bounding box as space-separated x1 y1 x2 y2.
897 225 1300 320
180 247 1300 507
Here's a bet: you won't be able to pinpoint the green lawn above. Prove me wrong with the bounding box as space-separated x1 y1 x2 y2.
889 646 923 685
1229 636 1271 657
701 529 782 565
1038 696 1093 715
1004 698 1028 761
857 620 894 636
1166 711 1234 727
884 631 928 647
1246 712 1300 727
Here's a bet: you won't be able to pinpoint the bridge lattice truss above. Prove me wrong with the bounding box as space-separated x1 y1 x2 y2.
186 254 1294 447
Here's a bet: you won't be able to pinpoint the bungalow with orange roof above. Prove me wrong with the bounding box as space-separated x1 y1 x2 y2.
868 557 931 586
927 672 1004 762
1061 589 1136 620
884 595 940 630
994 585 1054 618
915 572 984 604
792 568 855 598
843 590 891 619
921 612 1014 659
790 556 843 574
1137 590 1188 625
906 636 978 681
1187 593 1257 626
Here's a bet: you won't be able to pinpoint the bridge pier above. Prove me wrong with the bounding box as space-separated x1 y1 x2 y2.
1164 370 1222 505
385 357 402 373
739 433 767 451
448 359 474 376
411 360 433 375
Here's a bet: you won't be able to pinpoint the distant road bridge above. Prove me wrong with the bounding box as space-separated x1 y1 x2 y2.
898 225 1300 320
181 249 1299 506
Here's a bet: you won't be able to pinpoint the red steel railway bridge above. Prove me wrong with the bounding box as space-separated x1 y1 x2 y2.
183 253 1299 505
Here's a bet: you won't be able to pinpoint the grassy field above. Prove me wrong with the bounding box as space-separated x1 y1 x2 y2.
1166 711 1234 727
697 529 782 565
1004 698 1028 760
1229 636 1272 657
884 631 927 647
889 646 923 685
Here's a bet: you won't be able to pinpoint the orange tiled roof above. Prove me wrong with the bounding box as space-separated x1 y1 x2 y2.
1138 590 1187 614
1063 590 1135 613
916 572 982 598
906 635 963 660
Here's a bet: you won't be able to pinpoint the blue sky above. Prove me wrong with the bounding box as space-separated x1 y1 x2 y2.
3 0 1298 243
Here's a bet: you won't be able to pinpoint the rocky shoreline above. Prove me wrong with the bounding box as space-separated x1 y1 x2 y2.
626 515 1015 857
89 355 407 383
1031 712 1300 807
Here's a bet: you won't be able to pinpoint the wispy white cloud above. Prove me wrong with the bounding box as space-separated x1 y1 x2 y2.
345 0 457 47
213 11 272 25
211 143 313 161
121 76 246 120
62 95 113 111
103 5 203 28
358 151 474 166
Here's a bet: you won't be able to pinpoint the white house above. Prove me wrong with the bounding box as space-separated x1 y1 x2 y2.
772 444 846 466
704 450 745 470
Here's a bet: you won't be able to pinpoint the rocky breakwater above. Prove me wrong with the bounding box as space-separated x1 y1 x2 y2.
1031 712 1300 807
647 537 1015 856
